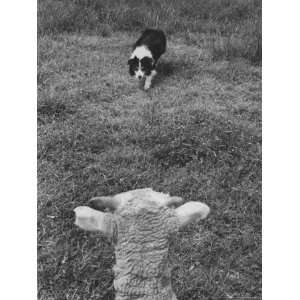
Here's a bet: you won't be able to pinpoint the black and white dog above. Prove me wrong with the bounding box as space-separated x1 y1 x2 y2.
128 29 166 90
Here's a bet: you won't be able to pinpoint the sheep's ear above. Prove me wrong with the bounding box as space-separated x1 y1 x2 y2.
88 196 120 211
74 206 115 238
165 196 184 208
175 202 210 228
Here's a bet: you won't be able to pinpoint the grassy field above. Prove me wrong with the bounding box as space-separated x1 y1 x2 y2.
37 32 261 299
38 0 261 64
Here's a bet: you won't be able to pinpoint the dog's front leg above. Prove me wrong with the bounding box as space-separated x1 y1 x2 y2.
144 70 157 90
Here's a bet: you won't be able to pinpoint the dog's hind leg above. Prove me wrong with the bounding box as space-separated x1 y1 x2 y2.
144 70 157 90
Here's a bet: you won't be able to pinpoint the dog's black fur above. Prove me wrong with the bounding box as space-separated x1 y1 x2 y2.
128 57 139 76
133 29 166 63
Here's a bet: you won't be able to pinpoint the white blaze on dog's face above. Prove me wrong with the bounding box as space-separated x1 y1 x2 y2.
135 61 144 80
128 46 154 80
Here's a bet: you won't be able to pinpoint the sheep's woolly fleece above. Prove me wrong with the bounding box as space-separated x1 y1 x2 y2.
74 188 210 300
112 196 180 299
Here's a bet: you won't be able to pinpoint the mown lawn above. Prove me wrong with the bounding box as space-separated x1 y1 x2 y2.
38 33 261 300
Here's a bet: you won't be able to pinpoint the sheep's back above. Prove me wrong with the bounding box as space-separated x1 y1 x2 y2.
113 199 179 299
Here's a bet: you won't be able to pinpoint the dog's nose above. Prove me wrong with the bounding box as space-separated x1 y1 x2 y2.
138 75 142 80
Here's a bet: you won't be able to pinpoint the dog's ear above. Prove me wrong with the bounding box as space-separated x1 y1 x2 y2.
128 62 134 76
128 57 138 65
141 57 154 75
141 57 154 68
128 57 138 76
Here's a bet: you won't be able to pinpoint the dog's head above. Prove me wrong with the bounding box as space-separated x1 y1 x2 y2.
128 56 154 80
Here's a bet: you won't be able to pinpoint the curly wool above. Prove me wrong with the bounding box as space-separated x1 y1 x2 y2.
112 197 180 300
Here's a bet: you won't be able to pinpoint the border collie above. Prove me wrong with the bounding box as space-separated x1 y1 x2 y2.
128 29 166 90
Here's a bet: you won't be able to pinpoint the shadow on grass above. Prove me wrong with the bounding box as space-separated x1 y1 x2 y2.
38 98 77 122
154 59 196 87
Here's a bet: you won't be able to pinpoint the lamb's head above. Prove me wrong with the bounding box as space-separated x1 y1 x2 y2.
74 188 210 300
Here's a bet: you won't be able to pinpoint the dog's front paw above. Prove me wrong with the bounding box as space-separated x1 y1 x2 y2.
144 83 151 91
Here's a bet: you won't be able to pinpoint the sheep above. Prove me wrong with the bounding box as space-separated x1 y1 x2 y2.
74 188 210 300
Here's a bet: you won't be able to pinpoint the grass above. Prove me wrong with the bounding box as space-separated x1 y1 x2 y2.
38 0 261 64
37 33 261 300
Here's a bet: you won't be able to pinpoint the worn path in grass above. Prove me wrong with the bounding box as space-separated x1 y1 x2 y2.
38 33 261 300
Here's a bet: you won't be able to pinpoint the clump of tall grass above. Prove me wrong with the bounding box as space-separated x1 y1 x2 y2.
38 0 261 63
38 0 112 36
185 17 261 64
